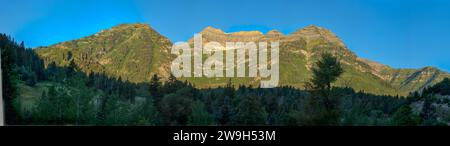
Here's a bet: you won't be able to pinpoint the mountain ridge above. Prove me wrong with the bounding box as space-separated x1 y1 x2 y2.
35 23 174 83
188 25 450 95
34 23 450 95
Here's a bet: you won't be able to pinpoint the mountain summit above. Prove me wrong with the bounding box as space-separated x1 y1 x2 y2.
34 23 450 95
35 23 173 82
185 25 450 95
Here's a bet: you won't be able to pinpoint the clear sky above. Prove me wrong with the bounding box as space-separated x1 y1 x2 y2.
1 0 450 71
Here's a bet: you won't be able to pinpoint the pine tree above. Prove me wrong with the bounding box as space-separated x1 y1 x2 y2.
149 74 162 113
66 59 77 77
310 53 344 91
149 74 162 99
163 74 180 94
188 101 213 126
160 92 193 125
232 94 267 125
1 34 20 124
420 94 436 125
137 97 157 125
224 79 235 99
25 72 37 86
392 105 421 126
306 53 344 125
216 94 233 125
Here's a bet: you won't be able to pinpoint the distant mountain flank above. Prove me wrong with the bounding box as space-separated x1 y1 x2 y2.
34 23 450 95
35 23 174 83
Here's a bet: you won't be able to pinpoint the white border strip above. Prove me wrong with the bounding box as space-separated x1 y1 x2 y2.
0 50 4 126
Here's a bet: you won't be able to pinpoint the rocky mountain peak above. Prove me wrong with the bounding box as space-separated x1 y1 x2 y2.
201 26 225 34
291 25 321 35
290 25 345 47
418 66 442 76
195 26 264 43
108 23 154 32
266 30 284 36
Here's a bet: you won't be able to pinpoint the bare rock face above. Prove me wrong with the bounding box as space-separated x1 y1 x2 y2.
289 25 345 47
193 26 264 43
266 30 283 36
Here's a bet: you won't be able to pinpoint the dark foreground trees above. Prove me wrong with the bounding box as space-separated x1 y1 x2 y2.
2 34 449 126
1 34 21 124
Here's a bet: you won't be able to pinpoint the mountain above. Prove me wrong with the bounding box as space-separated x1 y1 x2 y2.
34 23 174 83
184 25 450 95
34 23 450 95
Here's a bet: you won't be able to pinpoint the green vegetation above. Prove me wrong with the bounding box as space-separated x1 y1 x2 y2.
32 24 450 96
34 24 174 83
304 52 343 125
2 24 450 126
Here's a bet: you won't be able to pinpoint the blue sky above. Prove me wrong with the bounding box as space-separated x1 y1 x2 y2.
1 0 450 71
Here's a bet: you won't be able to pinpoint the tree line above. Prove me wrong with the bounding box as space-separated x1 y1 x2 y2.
2 34 449 126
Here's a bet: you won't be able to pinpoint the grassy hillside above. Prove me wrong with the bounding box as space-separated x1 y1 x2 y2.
35 23 174 83
32 23 450 96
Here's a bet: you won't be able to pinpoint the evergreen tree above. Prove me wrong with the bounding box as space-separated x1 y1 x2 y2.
306 53 344 125
392 105 421 126
224 79 235 99
309 53 344 91
25 72 37 86
188 101 213 126
420 94 436 125
160 89 193 125
149 74 161 97
163 74 182 94
136 97 157 125
66 59 77 77
232 94 267 125
216 94 233 125
32 90 53 124
1 34 20 124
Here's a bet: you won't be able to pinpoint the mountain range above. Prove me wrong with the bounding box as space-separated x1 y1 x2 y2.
34 23 450 96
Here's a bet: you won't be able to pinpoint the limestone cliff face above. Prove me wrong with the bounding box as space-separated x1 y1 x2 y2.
189 26 264 43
